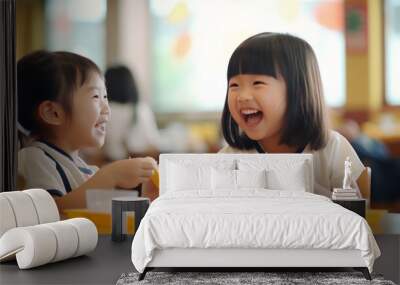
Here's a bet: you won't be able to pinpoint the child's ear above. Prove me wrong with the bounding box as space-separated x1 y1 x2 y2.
37 100 66 126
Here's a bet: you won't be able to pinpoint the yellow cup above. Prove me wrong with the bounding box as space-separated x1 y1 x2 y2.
150 169 159 188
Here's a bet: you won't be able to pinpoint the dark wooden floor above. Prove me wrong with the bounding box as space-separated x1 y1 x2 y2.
0 234 398 284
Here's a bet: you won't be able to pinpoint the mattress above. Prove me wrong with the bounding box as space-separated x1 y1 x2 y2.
131 190 380 273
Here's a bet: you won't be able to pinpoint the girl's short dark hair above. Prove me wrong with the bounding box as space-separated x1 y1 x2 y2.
17 50 102 135
105 65 139 104
221 32 328 151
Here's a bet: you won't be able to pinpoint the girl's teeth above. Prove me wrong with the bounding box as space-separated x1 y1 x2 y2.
242 109 259 115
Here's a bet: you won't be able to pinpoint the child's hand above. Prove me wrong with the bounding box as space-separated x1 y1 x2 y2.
103 157 158 189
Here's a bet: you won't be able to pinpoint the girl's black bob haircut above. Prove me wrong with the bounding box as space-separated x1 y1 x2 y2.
221 32 328 151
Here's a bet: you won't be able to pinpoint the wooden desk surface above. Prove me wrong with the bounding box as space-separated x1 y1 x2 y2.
0 235 133 285
362 123 400 157
363 123 400 143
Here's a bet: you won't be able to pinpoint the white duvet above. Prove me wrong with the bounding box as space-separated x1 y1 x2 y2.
131 190 380 273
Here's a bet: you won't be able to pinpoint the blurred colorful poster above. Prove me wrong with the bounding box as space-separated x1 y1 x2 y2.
150 0 345 113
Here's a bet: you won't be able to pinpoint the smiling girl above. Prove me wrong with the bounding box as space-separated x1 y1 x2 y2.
219 33 365 197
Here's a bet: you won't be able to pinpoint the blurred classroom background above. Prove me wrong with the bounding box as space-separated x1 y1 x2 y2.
16 0 400 213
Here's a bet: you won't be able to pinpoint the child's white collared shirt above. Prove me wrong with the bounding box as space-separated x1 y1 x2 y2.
219 130 365 197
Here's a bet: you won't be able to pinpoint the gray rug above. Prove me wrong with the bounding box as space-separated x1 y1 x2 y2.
117 271 396 285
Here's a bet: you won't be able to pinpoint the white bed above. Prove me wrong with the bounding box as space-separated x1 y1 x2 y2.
131 154 380 280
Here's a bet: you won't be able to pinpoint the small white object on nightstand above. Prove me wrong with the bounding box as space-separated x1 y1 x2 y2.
343 156 353 190
332 157 360 200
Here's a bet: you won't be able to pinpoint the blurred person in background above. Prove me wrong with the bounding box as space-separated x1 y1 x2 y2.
338 120 400 207
104 65 161 161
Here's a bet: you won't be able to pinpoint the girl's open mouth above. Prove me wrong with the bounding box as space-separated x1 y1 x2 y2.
95 122 106 134
241 109 263 127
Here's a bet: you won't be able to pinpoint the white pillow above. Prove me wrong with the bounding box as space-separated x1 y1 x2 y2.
237 169 267 189
266 162 307 191
238 159 309 191
167 162 211 191
211 169 267 190
211 169 236 190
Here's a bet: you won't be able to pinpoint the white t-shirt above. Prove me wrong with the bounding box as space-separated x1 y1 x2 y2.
103 101 161 160
219 130 365 197
18 141 98 196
